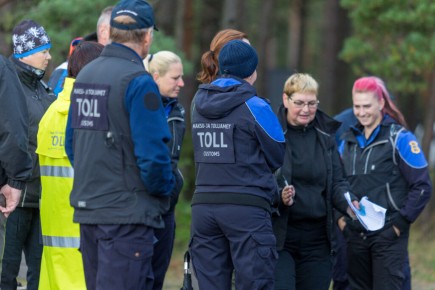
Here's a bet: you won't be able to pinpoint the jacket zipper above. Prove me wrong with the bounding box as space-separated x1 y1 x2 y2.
386 182 400 211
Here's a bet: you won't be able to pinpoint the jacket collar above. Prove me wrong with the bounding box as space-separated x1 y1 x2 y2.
102 43 145 68
10 55 45 85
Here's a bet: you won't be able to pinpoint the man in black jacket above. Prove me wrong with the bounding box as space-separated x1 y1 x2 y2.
0 54 33 279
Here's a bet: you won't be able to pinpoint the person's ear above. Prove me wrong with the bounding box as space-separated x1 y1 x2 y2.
152 72 159 83
145 29 153 46
379 97 385 111
282 93 289 108
141 30 153 57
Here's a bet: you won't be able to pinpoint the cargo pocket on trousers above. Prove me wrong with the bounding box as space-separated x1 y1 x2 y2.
251 232 278 287
113 241 153 288
114 241 152 261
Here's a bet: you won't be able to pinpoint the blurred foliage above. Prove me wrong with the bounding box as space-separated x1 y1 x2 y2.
0 0 192 75
1 0 432 197
340 0 435 94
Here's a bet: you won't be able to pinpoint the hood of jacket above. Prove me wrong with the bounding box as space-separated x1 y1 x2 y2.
194 76 257 119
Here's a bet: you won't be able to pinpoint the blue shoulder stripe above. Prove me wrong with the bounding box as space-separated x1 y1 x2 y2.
211 78 242 88
245 96 285 142
396 130 428 168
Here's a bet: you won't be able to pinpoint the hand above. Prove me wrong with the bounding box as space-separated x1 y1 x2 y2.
393 225 400 237
338 216 347 231
0 184 22 218
346 200 360 219
281 185 295 206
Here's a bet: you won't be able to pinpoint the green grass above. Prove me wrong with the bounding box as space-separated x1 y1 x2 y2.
173 196 192 255
409 217 435 287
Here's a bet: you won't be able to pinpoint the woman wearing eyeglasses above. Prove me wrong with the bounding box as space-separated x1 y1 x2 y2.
273 73 356 290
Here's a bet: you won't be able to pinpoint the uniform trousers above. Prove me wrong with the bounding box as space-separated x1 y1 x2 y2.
333 225 412 290
152 210 176 290
79 224 155 290
275 220 332 290
1 207 42 290
190 204 277 290
344 225 408 290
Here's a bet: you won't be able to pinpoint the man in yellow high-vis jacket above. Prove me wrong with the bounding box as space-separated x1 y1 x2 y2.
36 41 103 290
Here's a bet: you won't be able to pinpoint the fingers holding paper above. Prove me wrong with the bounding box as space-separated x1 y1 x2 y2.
346 200 360 219
344 193 387 231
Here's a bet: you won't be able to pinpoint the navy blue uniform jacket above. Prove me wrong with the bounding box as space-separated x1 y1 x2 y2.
191 76 285 210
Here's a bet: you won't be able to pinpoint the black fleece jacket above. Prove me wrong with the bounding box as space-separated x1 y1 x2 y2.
272 105 354 252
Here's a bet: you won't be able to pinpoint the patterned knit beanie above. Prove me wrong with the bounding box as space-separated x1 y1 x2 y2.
12 20 51 58
218 40 258 79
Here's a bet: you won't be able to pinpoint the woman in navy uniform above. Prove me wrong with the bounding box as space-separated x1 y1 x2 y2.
190 40 285 290
338 76 432 289
144 51 186 290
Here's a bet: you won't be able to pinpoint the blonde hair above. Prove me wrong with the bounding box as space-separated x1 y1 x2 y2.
144 51 181 76
283 73 318 97
110 15 151 43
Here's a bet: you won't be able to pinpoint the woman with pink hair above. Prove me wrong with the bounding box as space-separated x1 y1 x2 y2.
338 76 432 289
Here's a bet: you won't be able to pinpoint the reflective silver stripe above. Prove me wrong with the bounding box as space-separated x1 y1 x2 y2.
40 166 74 178
42 235 80 248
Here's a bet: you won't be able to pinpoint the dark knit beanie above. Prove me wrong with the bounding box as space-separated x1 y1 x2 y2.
218 40 258 79
12 20 51 58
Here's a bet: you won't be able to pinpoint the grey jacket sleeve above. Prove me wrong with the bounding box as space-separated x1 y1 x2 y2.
0 56 32 190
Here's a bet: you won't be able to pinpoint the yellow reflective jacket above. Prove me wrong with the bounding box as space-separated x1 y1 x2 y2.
36 77 86 290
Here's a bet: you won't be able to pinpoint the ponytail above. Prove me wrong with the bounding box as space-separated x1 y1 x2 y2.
196 29 248 84
197 50 218 84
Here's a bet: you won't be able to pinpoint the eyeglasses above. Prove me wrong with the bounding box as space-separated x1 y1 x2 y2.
288 98 319 109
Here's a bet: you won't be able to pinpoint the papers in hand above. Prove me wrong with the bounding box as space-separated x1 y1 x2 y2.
344 192 387 231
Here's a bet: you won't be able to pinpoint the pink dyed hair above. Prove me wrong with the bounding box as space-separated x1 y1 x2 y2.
352 76 407 128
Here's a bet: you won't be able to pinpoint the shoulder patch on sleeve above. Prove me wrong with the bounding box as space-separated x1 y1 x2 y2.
396 130 428 168
143 92 160 111
245 96 285 142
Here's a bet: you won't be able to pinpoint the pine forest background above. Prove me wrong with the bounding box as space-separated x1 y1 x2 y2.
1 1 434 288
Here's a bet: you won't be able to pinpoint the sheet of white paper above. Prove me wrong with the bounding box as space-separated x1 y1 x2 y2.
344 192 387 231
